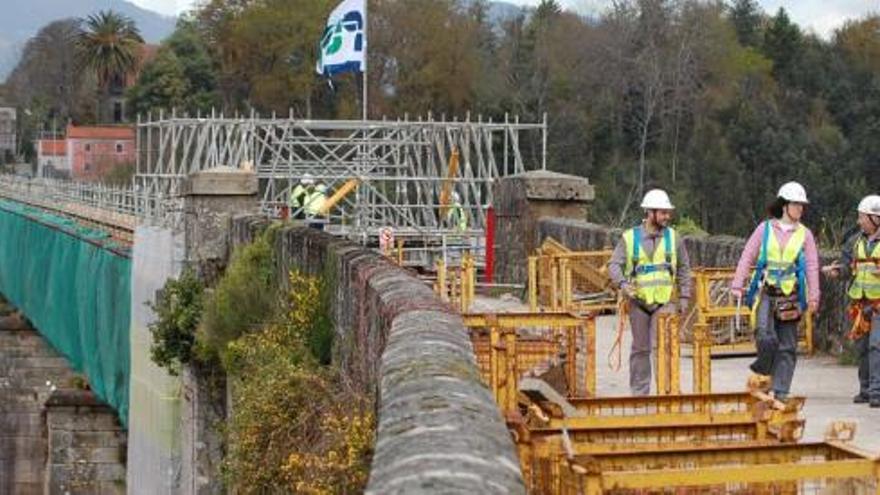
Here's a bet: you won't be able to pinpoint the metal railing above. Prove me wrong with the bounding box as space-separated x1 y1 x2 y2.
0 175 139 238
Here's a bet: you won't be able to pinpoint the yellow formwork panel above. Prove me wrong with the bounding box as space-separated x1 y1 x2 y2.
689 267 814 357
521 392 805 442
464 312 598 407
533 442 880 494
529 238 616 313
433 252 477 312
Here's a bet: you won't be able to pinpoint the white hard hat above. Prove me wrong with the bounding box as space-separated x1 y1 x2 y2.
777 181 808 204
857 195 880 216
315 184 327 193
301 173 315 185
640 189 675 210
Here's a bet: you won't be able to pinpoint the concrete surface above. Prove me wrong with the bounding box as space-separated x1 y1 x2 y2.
595 314 880 453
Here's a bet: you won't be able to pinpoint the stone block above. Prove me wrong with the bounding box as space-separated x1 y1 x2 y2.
181 167 258 196
11 481 43 495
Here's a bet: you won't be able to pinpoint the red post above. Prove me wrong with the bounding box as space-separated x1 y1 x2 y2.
485 206 495 284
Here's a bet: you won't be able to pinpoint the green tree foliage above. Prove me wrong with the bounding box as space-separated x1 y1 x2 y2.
148 270 204 375
76 10 144 119
118 0 880 243
126 49 188 116
729 0 762 48
127 18 220 116
197 228 277 366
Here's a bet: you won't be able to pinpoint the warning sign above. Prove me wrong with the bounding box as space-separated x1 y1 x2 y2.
379 227 394 253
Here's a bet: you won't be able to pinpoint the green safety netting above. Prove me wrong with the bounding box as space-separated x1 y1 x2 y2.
0 199 131 425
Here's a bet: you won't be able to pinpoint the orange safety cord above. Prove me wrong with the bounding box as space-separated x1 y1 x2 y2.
608 296 629 371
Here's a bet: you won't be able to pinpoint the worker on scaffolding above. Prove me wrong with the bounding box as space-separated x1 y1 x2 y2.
288 174 328 224
730 182 820 403
823 195 880 408
288 174 316 219
608 189 693 396
446 191 468 232
304 183 328 225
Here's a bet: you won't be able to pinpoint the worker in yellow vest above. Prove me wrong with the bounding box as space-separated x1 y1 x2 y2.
304 183 327 217
823 195 880 407
446 191 468 232
288 174 315 219
731 182 820 402
608 189 693 395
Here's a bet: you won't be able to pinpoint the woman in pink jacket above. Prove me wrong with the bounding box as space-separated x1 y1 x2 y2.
730 182 820 402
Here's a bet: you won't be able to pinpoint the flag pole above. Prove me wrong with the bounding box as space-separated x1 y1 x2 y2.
362 0 368 121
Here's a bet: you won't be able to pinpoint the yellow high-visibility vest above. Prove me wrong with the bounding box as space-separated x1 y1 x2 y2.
623 226 677 305
762 224 807 296
848 237 880 300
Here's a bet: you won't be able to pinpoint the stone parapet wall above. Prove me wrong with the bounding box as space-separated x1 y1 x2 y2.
232 218 525 494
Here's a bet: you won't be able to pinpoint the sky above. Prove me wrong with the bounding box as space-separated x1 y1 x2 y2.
131 0 877 38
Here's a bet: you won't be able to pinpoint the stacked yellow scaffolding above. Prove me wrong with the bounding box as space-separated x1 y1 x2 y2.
463 312 597 413
452 238 878 494
527 238 616 313
434 253 477 313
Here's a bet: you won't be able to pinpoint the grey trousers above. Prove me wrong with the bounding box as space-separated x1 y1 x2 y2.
855 308 880 399
628 300 673 395
750 294 799 399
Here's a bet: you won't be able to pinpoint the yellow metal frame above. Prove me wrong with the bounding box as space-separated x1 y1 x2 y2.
655 313 682 395
434 253 476 312
463 312 597 411
525 441 880 494
681 268 815 393
528 238 616 314
692 268 814 358
522 392 805 441
568 442 880 494
516 391 811 492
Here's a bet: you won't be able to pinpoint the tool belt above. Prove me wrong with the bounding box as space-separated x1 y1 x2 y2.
765 286 802 322
847 299 880 341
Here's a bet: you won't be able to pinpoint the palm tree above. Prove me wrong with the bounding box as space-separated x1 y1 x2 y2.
77 10 144 122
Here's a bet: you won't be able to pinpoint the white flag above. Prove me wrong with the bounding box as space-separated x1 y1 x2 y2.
316 0 366 77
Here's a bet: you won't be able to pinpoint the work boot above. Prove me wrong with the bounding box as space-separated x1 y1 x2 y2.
853 393 869 404
871 398 880 408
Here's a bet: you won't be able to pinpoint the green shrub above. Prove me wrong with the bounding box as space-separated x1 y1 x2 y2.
197 230 278 366
148 270 204 375
223 270 372 494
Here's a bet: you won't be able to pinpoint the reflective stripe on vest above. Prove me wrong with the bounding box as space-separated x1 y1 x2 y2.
623 226 677 305
763 223 807 296
304 190 326 215
848 238 880 300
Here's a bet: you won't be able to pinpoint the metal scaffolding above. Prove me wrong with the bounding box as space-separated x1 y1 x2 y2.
136 112 546 259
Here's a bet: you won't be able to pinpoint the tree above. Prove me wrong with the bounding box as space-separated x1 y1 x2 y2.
371 0 483 116
729 0 763 48
76 10 144 121
6 19 96 126
762 8 802 82
127 18 220 116
215 0 334 116
126 48 189 116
